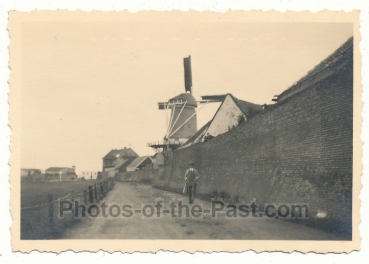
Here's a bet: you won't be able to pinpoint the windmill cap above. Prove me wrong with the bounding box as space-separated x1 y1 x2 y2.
169 93 197 107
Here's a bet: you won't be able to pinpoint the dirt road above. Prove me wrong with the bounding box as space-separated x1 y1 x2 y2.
63 182 340 240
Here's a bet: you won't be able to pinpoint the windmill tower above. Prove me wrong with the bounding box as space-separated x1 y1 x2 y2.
166 56 197 140
148 56 219 152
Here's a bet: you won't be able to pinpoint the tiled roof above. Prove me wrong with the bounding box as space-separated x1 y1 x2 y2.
116 158 136 169
278 36 353 102
103 148 139 159
127 156 152 168
231 95 263 119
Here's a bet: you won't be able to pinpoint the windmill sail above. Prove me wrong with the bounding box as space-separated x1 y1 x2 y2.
183 56 192 94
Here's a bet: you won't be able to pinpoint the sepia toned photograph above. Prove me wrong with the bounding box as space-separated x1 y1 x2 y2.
8 10 361 253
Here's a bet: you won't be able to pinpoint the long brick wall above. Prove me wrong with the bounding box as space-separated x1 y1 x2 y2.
155 39 353 237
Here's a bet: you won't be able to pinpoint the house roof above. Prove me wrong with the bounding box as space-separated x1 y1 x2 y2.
203 93 262 134
115 158 137 169
231 95 263 119
103 148 139 159
45 167 73 172
278 36 353 102
208 94 262 125
182 120 212 146
181 94 262 148
127 156 152 168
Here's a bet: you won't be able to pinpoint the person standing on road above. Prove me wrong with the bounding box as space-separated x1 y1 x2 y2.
183 161 200 204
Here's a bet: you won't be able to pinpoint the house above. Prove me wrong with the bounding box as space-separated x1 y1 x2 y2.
126 156 153 172
45 166 76 181
21 168 42 177
80 171 99 180
45 166 76 175
21 169 45 182
102 147 139 173
180 94 263 148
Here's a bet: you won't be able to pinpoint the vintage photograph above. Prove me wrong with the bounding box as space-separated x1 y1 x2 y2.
9 10 361 252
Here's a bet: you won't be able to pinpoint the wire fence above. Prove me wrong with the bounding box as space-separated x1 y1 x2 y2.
21 178 115 239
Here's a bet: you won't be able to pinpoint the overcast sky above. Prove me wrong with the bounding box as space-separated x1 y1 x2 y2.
20 20 353 174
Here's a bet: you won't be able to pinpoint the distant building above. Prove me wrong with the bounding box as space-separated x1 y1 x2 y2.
126 156 153 172
102 147 139 173
21 168 42 177
80 171 99 180
45 166 76 181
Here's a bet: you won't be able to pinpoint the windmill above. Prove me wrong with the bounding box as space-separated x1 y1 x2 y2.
147 56 223 152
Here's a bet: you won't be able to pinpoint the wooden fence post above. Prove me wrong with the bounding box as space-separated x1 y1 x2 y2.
71 189 75 213
94 183 99 202
100 182 104 199
48 194 54 231
88 186 93 203
100 181 106 197
100 182 104 198
83 189 87 205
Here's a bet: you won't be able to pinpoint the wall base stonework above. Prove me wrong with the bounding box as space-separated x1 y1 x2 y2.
115 169 158 182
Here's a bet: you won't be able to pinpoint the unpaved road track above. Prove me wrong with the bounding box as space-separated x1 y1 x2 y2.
63 182 340 240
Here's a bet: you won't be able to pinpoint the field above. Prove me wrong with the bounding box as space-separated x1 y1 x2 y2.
21 180 100 239
21 180 99 208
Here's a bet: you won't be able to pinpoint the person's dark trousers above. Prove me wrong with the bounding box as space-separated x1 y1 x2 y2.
188 186 193 203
